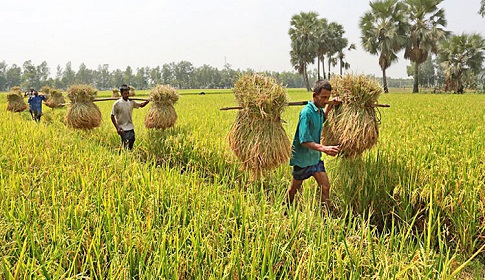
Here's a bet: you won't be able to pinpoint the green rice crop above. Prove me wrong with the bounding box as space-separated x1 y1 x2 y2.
0 90 484 278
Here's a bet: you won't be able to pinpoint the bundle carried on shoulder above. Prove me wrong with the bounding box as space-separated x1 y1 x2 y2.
144 84 179 129
228 74 291 178
6 86 28 112
65 84 102 129
323 75 383 158
44 88 66 108
112 88 120 97
129 86 136 97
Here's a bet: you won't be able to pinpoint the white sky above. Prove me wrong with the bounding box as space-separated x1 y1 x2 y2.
1 0 484 79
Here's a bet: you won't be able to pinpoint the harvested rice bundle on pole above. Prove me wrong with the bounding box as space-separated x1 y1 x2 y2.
44 88 66 108
65 84 102 129
228 74 291 179
144 84 179 129
322 74 383 158
6 87 28 112
40 86 51 95
129 86 136 97
112 88 120 97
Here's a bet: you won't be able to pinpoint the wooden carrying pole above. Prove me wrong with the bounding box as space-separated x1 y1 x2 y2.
220 101 390 111
93 97 149 102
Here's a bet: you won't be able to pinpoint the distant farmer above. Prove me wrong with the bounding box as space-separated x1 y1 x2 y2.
286 79 341 210
24 87 38 97
111 84 150 150
27 89 46 122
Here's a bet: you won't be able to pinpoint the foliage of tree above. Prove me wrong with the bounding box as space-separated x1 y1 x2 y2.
438 33 485 93
289 11 319 91
360 0 409 92
480 0 485 17
404 0 448 93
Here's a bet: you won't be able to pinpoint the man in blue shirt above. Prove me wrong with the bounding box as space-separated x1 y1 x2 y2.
27 89 46 122
286 80 341 209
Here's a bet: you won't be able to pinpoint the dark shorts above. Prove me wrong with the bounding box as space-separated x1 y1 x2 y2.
292 160 326 180
120 129 135 149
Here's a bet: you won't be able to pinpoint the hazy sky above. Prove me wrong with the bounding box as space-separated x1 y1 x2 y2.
1 0 484 79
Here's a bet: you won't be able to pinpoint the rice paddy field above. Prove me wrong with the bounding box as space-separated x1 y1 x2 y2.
0 88 484 279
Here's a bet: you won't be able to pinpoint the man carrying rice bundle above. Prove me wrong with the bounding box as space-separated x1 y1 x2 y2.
111 84 150 150
27 89 46 122
286 80 341 211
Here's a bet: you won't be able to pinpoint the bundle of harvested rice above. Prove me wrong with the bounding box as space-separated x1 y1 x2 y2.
129 86 136 97
6 87 28 112
44 88 66 108
322 75 383 158
40 86 51 95
112 88 120 97
144 85 179 129
65 84 102 129
228 74 291 178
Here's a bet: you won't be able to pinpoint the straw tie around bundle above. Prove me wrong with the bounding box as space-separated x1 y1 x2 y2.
65 84 102 130
228 74 291 179
144 85 179 129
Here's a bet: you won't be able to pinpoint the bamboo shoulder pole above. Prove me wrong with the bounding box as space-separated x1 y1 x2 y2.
93 97 149 102
220 101 390 110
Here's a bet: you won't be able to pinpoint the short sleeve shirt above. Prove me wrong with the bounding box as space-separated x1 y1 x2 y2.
28 95 46 112
289 101 325 168
111 98 141 131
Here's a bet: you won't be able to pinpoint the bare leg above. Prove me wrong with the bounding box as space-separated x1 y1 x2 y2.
286 178 304 205
313 171 331 206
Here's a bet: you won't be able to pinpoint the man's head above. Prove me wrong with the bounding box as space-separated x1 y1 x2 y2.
120 84 130 100
30 87 34 92
312 80 332 108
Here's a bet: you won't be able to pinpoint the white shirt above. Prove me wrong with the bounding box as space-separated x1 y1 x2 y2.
111 98 141 131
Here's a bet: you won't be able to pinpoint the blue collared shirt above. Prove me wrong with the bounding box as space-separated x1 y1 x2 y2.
290 100 325 168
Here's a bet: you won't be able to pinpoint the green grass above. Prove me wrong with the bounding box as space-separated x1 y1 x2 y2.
0 90 484 278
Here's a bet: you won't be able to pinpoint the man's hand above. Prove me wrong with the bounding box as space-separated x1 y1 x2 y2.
117 127 124 135
321 145 340 157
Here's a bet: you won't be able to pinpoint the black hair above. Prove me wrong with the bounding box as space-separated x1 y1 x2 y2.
312 80 332 95
120 84 130 94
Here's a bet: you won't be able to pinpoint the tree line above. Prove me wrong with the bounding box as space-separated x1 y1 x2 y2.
0 60 308 92
289 0 485 93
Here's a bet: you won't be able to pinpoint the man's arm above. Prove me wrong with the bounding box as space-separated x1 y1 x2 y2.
139 99 150 108
111 114 123 135
301 142 340 157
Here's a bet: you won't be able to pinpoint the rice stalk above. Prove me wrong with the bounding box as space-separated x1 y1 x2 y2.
44 88 66 108
6 87 28 112
228 74 291 178
144 85 179 129
65 84 102 129
323 75 383 158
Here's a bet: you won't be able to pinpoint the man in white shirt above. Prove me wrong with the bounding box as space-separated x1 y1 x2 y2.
111 84 150 150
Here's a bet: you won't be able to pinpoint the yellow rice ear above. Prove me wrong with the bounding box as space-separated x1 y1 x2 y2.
6 90 28 112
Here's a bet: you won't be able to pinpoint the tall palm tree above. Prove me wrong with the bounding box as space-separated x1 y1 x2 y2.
360 0 409 93
404 0 448 93
325 22 344 79
289 11 319 91
338 43 356 76
315 18 330 80
438 33 485 93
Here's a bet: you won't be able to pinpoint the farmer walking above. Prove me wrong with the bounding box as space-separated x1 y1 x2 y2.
111 84 150 150
27 89 46 122
286 79 341 210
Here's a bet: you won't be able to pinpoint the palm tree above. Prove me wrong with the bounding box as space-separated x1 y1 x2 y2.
360 0 409 93
404 0 448 93
315 18 330 80
480 0 485 17
438 33 485 93
289 12 319 91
